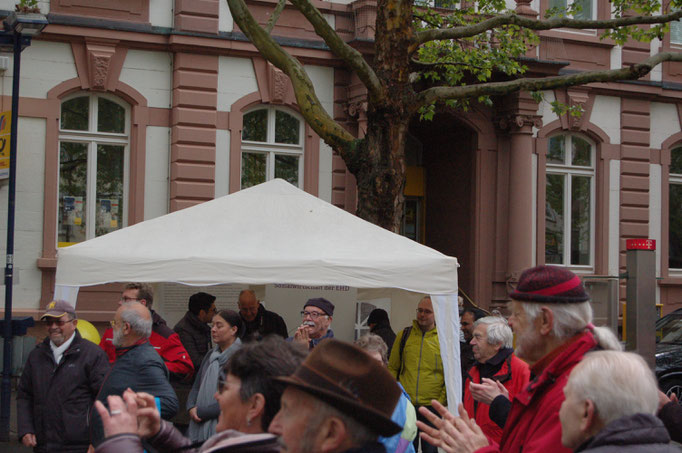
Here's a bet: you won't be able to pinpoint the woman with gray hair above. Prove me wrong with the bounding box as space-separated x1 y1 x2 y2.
559 350 677 452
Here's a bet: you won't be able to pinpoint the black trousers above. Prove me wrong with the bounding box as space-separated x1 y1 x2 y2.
413 405 439 453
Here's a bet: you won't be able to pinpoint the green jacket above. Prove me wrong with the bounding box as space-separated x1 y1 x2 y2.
387 320 446 406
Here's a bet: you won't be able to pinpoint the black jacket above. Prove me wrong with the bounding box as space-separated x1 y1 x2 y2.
370 322 396 352
241 303 288 341
17 330 110 453
658 401 682 444
92 340 179 446
174 311 211 370
574 413 677 453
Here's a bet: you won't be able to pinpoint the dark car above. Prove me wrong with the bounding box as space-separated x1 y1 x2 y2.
656 308 682 398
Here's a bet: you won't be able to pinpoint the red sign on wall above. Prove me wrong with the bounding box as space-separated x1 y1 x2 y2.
626 239 656 251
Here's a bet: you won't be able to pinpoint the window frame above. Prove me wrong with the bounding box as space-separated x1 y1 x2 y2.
240 106 305 189
544 133 597 269
668 146 682 272
57 92 131 247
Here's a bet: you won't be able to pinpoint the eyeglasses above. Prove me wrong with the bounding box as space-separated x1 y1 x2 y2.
300 311 328 319
44 318 73 327
416 308 433 315
119 297 139 303
109 319 128 328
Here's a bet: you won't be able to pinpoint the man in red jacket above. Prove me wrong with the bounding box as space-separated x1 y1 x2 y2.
99 282 194 380
416 265 621 453
463 316 530 444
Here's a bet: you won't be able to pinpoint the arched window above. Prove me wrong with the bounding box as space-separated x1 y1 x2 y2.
58 93 130 247
669 147 682 269
240 106 303 189
545 134 595 267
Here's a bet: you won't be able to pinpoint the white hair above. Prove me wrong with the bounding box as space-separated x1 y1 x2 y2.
520 301 621 351
474 316 513 348
120 302 152 339
565 351 659 425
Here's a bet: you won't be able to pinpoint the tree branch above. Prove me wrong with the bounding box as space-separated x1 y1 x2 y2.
225 0 357 153
415 51 682 108
416 10 682 44
286 0 385 103
265 0 288 33
411 58 486 70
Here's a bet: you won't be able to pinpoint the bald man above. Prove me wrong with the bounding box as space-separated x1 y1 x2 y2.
91 302 178 447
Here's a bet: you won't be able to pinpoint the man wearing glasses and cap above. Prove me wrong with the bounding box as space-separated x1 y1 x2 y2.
17 300 109 452
291 297 335 350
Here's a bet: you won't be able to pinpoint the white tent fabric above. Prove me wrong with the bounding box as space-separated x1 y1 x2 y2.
55 179 461 407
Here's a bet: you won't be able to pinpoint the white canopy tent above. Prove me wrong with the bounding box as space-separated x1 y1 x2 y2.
55 179 461 406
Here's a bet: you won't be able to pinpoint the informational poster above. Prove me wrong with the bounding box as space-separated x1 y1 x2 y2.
154 282 249 328
265 284 358 342
0 111 11 180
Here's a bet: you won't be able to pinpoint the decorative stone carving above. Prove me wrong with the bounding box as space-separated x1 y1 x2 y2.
86 41 117 91
345 100 368 119
267 64 294 105
567 89 590 130
497 113 542 131
351 0 377 41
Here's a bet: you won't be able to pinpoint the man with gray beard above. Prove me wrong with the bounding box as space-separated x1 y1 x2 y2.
91 302 178 448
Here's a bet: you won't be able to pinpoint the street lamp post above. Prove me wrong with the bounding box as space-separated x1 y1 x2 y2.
0 11 47 442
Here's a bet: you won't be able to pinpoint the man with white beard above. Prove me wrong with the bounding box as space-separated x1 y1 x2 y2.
91 302 178 448
416 265 621 453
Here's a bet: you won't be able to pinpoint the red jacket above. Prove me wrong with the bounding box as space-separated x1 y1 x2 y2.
100 310 194 380
464 350 530 444
475 331 597 453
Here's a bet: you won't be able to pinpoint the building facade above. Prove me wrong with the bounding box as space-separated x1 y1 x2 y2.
0 0 680 322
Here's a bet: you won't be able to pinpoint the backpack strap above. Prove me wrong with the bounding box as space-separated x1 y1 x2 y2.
397 326 412 380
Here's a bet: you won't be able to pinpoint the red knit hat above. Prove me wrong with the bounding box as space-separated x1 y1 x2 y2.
509 265 590 303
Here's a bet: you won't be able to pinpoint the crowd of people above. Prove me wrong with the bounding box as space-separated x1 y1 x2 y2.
14 265 682 453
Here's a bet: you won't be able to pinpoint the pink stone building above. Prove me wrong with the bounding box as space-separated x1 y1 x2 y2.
1 0 681 323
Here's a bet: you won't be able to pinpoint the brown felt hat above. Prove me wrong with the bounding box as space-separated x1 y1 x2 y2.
276 339 402 436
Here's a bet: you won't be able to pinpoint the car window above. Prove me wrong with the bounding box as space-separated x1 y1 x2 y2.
658 316 682 344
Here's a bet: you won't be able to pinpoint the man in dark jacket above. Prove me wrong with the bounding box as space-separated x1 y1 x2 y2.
174 292 215 370
92 301 178 447
367 308 396 351
238 289 288 340
99 283 194 381
17 300 109 453
559 350 678 453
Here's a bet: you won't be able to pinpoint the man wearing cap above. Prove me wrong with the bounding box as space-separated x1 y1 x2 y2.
388 295 445 453
269 339 403 453
416 265 621 453
291 297 335 350
238 289 288 341
17 300 110 452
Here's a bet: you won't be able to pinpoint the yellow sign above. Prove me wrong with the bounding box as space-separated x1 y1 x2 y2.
0 111 11 179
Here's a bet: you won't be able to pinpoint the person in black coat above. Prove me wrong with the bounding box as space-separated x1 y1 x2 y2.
367 308 396 351
238 290 288 341
17 300 110 453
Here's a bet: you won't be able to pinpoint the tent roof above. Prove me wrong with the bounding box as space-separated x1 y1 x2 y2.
56 179 458 294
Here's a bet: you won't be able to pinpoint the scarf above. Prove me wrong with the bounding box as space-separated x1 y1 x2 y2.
188 338 242 442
